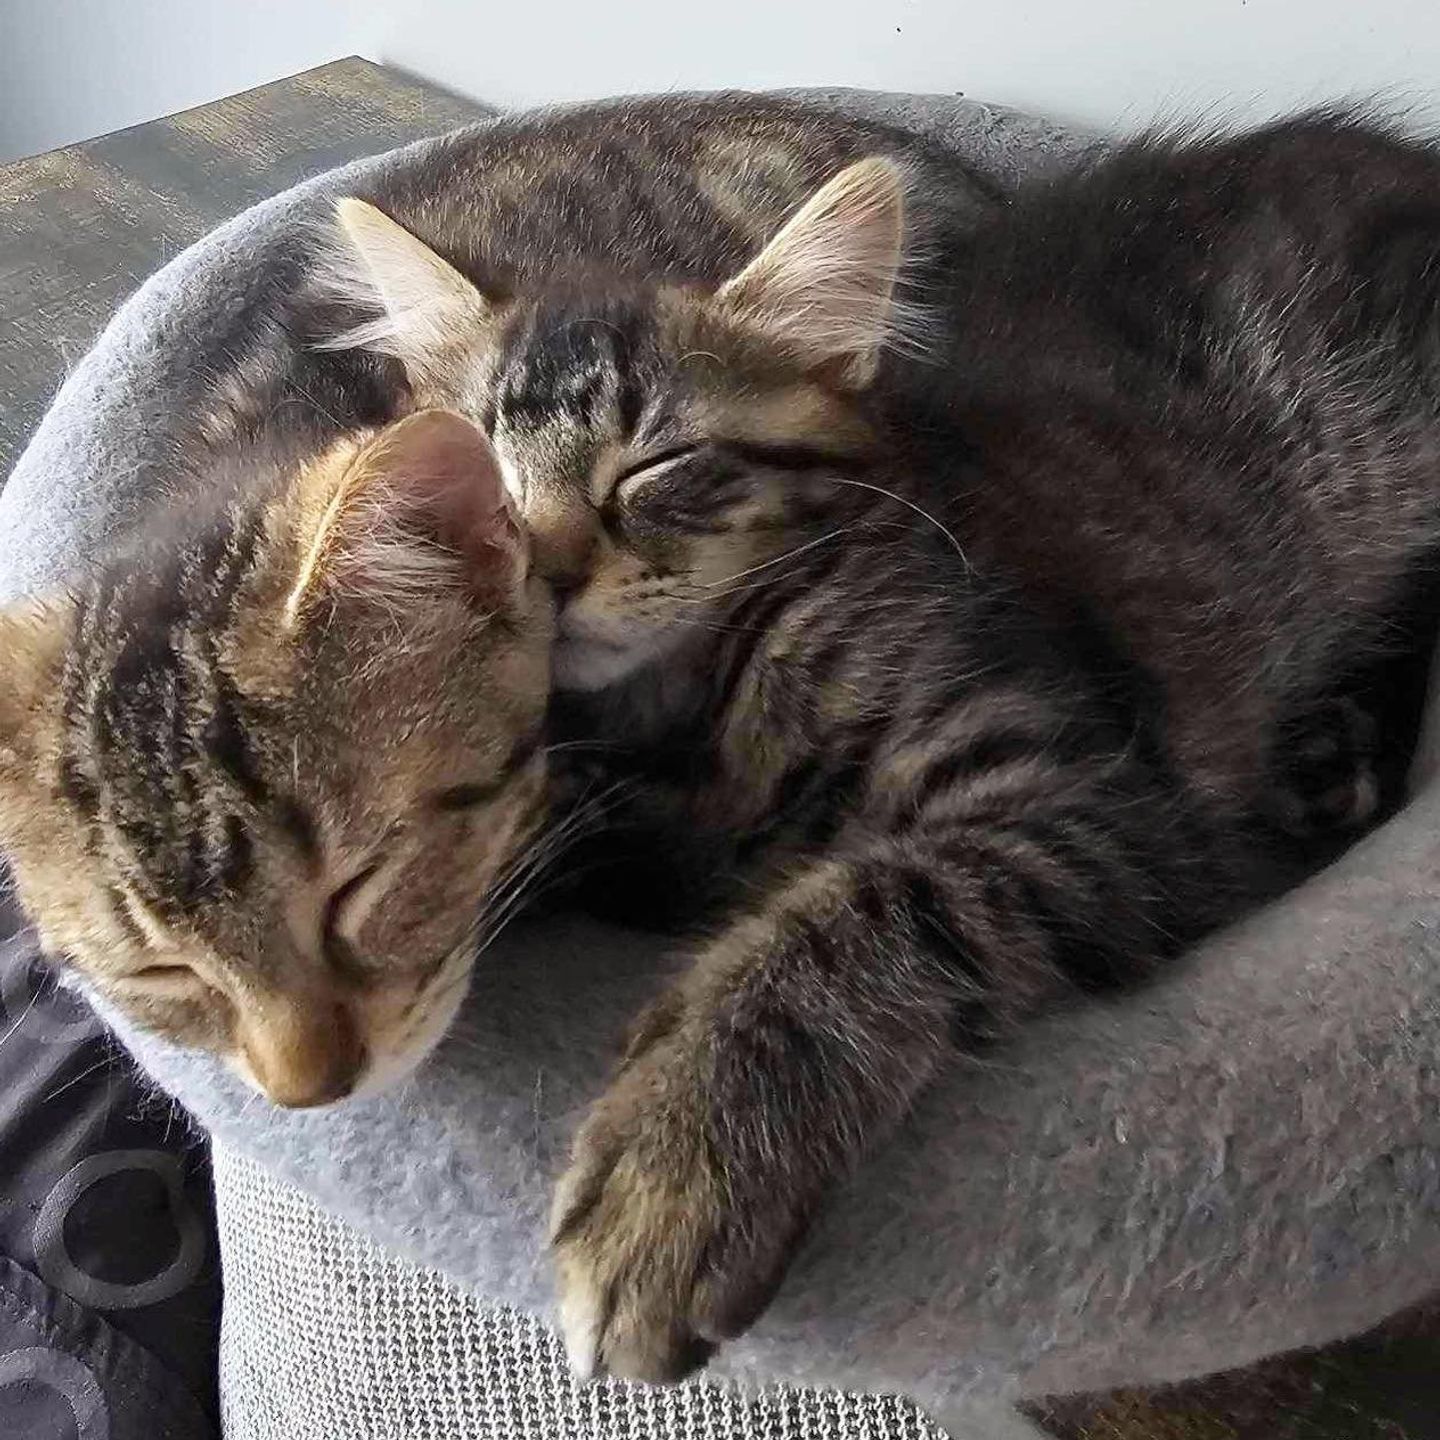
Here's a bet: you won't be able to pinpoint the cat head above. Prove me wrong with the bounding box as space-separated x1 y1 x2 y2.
327 157 921 689
0 410 553 1106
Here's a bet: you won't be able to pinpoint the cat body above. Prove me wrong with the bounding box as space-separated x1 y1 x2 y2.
327 111 1440 1381
926 115 1440 804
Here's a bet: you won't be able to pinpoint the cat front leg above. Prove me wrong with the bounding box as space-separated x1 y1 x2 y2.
549 841 1073 1384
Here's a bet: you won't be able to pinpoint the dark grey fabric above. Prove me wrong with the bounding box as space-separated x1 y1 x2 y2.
0 1252 210 1440
0 917 220 1438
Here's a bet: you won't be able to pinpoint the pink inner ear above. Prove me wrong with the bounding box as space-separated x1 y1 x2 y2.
384 409 528 594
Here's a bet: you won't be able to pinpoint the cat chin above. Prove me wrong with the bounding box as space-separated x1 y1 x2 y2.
553 634 663 692
348 1047 437 1101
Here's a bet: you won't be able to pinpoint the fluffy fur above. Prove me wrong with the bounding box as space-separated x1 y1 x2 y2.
325 110 1440 1383
10 95 1439 1390
7 90 1440 1430
0 411 553 1105
0 94 995 1115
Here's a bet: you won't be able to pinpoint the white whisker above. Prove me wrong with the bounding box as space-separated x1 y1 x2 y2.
822 477 971 569
696 526 859 592
0 987 41 1054
44 1048 126 1104
471 779 635 950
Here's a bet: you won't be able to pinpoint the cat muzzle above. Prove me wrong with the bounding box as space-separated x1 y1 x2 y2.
239 998 368 1108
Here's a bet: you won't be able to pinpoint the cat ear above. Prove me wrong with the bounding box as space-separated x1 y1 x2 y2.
714 156 913 388
285 409 526 626
321 198 499 390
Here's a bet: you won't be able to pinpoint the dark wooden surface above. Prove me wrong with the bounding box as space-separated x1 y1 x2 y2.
0 56 487 479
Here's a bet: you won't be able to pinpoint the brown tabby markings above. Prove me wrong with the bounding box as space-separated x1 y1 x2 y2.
0 412 552 1105
5 91 1432 1390
0 94 992 1147
329 112 1440 1385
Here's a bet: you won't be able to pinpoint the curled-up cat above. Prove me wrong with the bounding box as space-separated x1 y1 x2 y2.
0 95 997 1106
328 111 1440 1382
0 409 553 1105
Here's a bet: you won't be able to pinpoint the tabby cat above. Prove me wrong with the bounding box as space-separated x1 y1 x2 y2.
324 111 1440 1383
2 97 1439 1389
0 409 552 1105
0 97 994 1101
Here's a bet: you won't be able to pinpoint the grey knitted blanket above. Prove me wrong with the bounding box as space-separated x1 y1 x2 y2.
5 90 1439 1431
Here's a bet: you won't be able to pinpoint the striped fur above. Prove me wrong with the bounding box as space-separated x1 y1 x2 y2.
324 114 1440 1382
7 97 1440 1385
0 90 999 1236
0 412 552 1107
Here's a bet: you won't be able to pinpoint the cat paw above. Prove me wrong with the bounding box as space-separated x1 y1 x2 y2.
549 1008 798 1384
1273 696 1381 836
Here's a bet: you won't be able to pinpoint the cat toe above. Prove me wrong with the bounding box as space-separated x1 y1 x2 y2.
552 1157 720 1383
1274 695 1383 837
551 1037 727 1383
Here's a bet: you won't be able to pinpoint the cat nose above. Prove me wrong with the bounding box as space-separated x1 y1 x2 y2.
241 998 367 1109
529 504 599 595
269 1047 365 1108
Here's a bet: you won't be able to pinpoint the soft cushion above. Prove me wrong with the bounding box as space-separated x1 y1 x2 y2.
5 90 1439 1429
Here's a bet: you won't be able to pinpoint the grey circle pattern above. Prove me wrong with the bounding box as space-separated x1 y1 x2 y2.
0 932 104 1045
0 1346 111 1440
34 1150 209 1310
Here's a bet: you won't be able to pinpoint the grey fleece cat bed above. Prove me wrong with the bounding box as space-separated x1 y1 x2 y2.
7 90 1440 1435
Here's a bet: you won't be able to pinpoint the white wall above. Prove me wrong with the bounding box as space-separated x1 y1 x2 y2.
4 0 1440 164
0 0 372 163
372 0 1440 134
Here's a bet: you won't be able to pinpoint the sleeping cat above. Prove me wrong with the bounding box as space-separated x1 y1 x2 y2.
0 409 552 1105
322 111 1440 1383
0 95 997 1101
2 94 1438 1390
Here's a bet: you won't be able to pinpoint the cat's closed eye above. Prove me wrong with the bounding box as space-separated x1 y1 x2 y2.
322 863 382 960
432 781 503 811
612 444 703 505
119 963 212 997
